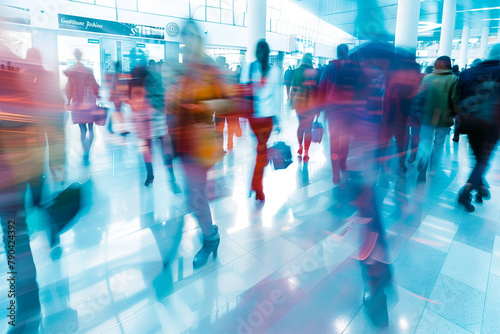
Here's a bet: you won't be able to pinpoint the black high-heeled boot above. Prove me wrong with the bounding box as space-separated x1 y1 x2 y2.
145 162 154 187
193 226 220 269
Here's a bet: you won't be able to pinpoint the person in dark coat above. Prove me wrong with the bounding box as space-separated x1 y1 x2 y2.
284 66 294 100
456 44 500 212
318 43 352 184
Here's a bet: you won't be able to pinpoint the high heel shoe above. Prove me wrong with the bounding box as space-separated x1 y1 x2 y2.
145 162 154 187
249 188 265 202
193 225 220 269
144 174 154 187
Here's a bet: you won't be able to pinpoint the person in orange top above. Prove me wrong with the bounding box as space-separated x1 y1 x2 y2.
166 20 233 268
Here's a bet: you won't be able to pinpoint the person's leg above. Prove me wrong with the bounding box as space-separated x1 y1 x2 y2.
394 121 410 173
327 112 341 183
159 136 181 193
453 115 462 142
226 116 236 150
143 139 154 186
87 123 94 150
78 124 87 151
180 155 219 267
296 113 305 155
302 114 314 160
249 117 273 200
416 124 434 182
429 126 449 175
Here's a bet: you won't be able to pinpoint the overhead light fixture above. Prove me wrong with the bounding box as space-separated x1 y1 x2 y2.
457 6 500 13
483 18 500 21
418 21 442 33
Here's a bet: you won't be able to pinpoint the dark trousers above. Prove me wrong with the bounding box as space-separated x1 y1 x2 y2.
249 117 273 193
461 118 499 190
326 110 350 178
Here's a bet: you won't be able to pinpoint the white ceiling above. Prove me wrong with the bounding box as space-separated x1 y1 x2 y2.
291 0 500 41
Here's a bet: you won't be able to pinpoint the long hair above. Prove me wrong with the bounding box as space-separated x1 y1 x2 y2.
256 39 270 77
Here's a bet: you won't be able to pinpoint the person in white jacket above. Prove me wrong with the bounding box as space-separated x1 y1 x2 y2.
240 39 281 202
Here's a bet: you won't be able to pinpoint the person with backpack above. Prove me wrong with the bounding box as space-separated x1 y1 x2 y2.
291 53 320 162
456 44 500 212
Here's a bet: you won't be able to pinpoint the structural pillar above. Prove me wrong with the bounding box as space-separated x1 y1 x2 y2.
458 24 470 70
480 24 490 59
246 0 267 64
497 27 500 43
438 0 456 56
394 0 422 54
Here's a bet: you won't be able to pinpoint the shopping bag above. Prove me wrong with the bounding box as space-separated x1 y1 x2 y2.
268 141 293 170
312 117 323 143
191 123 226 168
45 182 82 234
92 106 108 126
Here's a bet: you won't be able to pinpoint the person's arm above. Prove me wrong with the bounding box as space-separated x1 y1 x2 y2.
90 72 100 100
65 75 73 108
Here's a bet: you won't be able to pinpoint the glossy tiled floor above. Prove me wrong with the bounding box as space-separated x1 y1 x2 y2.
1 102 500 334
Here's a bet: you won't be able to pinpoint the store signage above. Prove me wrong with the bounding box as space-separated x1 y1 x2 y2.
58 14 165 39
136 43 146 48
166 22 180 37
88 39 100 44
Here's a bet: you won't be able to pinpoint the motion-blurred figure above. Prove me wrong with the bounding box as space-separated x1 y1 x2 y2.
130 57 180 191
241 40 281 202
344 42 394 328
319 44 352 184
414 56 458 183
382 53 422 175
291 53 320 162
215 55 242 151
64 49 99 165
1 45 66 332
456 45 500 212
166 20 232 268
284 65 293 100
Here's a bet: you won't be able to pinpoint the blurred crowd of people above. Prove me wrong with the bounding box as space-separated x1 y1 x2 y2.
2 18 500 331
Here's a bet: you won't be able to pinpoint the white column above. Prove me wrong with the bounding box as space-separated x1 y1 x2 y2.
438 0 457 56
246 0 267 64
480 24 490 59
497 27 500 43
458 25 470 70
394 0 422 53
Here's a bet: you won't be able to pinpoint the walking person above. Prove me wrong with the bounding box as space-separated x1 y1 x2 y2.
319 44 352 184
65 49 100 165
1 45 66 332
130 57 180 191
241 39 281 202
456 45 500 212
166 20 233 268
291 53 320 162
414 56 459 183
284 66 293 100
